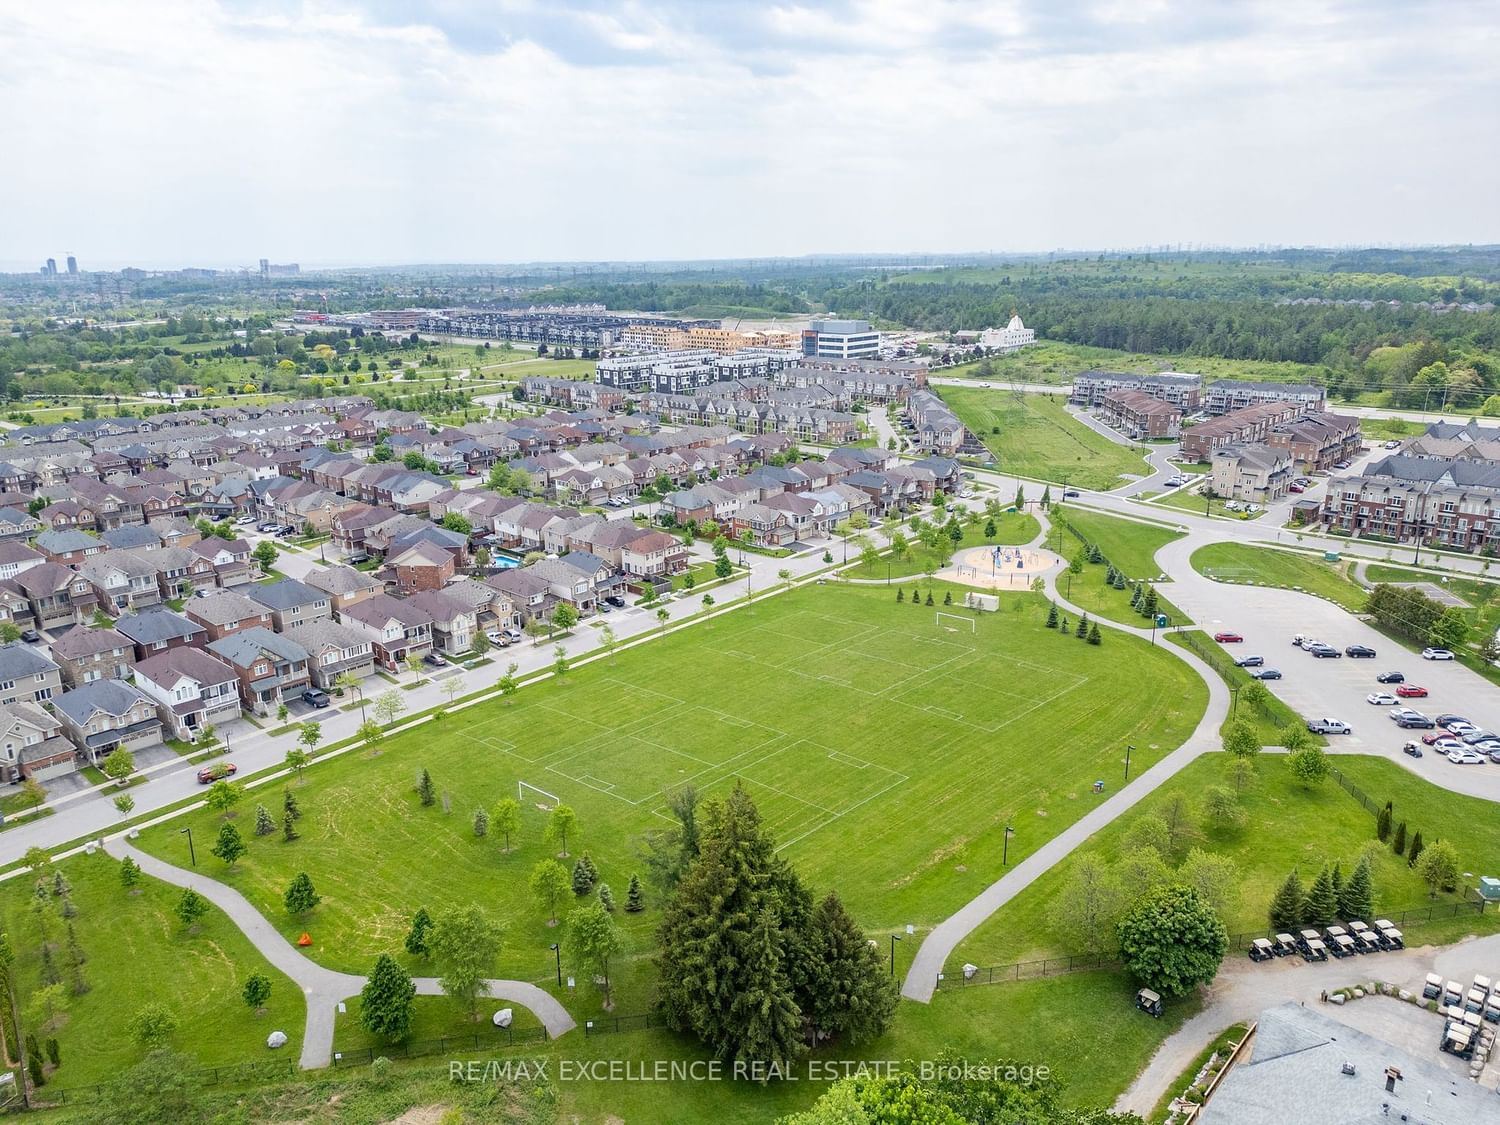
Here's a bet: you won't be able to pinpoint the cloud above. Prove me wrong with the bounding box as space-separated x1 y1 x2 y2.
0 0 1495 267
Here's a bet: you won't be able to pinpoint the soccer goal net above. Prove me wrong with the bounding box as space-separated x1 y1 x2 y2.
519 780 560 810
935 611 976 633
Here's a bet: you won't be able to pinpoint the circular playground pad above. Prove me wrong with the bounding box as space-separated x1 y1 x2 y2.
940 545 1062 590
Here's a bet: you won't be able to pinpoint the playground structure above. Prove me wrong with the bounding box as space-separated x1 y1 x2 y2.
940 544 1063 591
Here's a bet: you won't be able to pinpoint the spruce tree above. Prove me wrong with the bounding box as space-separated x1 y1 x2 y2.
404 907 433 958
1376 803 1391 842
284 872 320 916
573 853 598 896
283 788 302 820
911 587 920 603
1391 820 1407 855
253 804 275 837
1075 613 1089 639
1045 603 1059 629
1305 864 1337 924
283 810 299 841
1131 582 1144 609
119 856 141 892
1330 861 1344 905
416 768 435 807
359 954 416 1044
1407 831 1425 867
800 892 898 1046
895 588 904 602
942 591 952 606
1338 858 1375 920
598 883 615 912
1088 622 1102 645
625 874 644 913
657 785 804 1069
1113 570 1127 590
472 807 489 838
924 591 934 606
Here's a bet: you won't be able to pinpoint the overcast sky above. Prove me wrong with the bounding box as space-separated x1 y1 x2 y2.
3 0 1497 270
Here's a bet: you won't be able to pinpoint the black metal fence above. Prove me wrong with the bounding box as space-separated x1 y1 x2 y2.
582 1011 666 1036
40 1059 296 1106
331 1024 550 1067
935 953 1122 990
1329 764 1380 816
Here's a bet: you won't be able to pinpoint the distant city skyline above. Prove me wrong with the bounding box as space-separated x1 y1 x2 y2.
3 1 1497 265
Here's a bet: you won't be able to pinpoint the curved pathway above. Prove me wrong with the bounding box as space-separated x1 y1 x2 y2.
103 834 576 1069
901 511 1232 1001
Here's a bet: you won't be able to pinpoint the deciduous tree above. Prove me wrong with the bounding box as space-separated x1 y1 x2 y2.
1116 884 1227 997
431 905 503 1021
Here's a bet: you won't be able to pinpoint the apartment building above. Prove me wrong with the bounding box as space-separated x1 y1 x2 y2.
1203 379 1325 416
1181 401 1305 461
1069 371 1202 410
1210 443 1293 503
1097 389 1183 439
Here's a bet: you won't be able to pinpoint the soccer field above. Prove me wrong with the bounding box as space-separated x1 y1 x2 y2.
137 583 1206 983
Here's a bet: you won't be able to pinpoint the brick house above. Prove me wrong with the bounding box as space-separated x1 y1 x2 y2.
391 541 457 594
0 702 75 783
51 626 136 689
207 627 312 716
185 590 275 642
54 679 163 764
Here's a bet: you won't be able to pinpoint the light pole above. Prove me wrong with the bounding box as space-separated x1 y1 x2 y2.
1124 744 1134 781
180 826 196 867
889 933 903 977
549 942 561 988
1002 824 1014 865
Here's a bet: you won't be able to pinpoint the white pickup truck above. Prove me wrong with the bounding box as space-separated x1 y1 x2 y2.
1307 718 1352 735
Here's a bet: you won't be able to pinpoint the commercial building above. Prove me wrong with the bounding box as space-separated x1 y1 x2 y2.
1097 389 1182 439
801 319 879 360
1203 379 1325 416
1070 371 1202 410
1181 402 1306 461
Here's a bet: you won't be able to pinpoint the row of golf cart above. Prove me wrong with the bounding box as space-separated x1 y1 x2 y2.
1249 919 1405 963
1426 972 1500 1060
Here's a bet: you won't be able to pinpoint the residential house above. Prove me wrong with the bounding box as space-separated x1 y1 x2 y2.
485 569 552 625
283 619 375 690
114 608 209 660
731 502 795 547
619 528 689 579
1265 411 1363 471
0 541 45 582
185 590 275 642
405 590 477 656
390 540 458 594
33 528 106 566
207 627 312 716
12 563 98 630
304 564 382 614
189 536 253 587
54 679 164 763
131 647 242 742
1097 389 1183 440
0 643 61 709
0 702 75 783
0 509 43 542
1181 402 1305 460
1210 443 1294 503
78 552 163 615
51 627 135 688
437 577 518 632
338 594 434 669
529 553 616 614
248 579 333 632
98 525 162 552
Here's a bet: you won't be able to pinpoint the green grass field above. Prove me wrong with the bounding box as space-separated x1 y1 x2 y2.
936 388 1152 490
0 850 303 1090
842 511 1039 581
136 584 1204 1012
939 338 1329 390
1045 508 1188 626
954 752 1489 969
1151 488 1267 522
1191 543 1368 611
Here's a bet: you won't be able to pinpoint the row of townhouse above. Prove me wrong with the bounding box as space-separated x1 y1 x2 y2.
904 390 973 456
1070 371 1204 410
1180 401 1310 461
1318 455 1500 553
643 395 860 444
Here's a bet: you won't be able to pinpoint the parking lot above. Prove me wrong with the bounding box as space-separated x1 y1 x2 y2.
1157 535 1500 802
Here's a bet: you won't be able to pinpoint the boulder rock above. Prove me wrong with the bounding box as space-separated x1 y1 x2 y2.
492 1008 513 1028
267 1031 288 1049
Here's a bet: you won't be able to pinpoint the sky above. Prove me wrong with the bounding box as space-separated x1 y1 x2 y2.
2 0 1498 269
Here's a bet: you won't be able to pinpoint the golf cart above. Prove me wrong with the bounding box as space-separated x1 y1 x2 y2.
1444 980 1465 1007
1483 994 1500 1024
1377 926 1403 950
1249 937 1275 962
1422 972 1443 1000
1329 933 1358 959
1354 929 1382 954
1273 933 1299 957
1442 1021 1473 1059
1136 988 1163 1018
1466 988 1487 1015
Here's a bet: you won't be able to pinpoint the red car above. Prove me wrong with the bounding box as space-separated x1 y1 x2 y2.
1395 684 1428 698
197 762 238 784
1420 730 1451 745
1213 632 1244 643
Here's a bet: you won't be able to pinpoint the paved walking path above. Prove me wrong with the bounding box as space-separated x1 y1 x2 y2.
901 512 1232 1002
103 835 576 1069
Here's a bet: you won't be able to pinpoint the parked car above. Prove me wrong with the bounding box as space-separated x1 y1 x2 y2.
1384 439 1402 449
1431 737 1465 752
605 595 626 608
234 515 255 525
1422 648 1456 660
1250 668 1282 680
502 628 523 642
1395 684 1429 698
485 629 510 647
1288 484 1304 493
1470 739 1500 754
1422 730 1456 745
1394 712 1436 729
1345 644 1376 658
1307 718 1351 735
197 762 238 784
1460 730 1500 745
1063 490 1080 498
19 629 40 643
1234 655 1264 667
1447 750 1485 765
1435 714 1470 728
1376 671 1406 684
1444 720 1479 735
1308 644 1341 658
1402 741 1424 758
1367 692 1399 706
301 688 331 708
423 652 446 668
1213 632 1244 643
345 553 369 565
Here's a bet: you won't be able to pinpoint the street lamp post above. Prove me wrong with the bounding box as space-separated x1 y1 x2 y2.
1002 824 1014 865
549 942 561 988
889 933 903 977
180 827 196 867
1124 744 1134 781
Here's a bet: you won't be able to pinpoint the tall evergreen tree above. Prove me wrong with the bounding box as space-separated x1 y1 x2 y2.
1376 803 1392 842
1407 831 1425 867
657 785 803 1069
359 954 416 1044
800 892 898 1047
416 768 435 807
1045 602 1058 629
1391 820 1408 855
404 907 433 958
1305 864 1338 925
1075 613 1089 639
1330 861 1344 905
625 873 645 913
253 804 275 837
572 853 599 896
1338 858 1375 920
283 788 302 820
1087 622 1102 645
